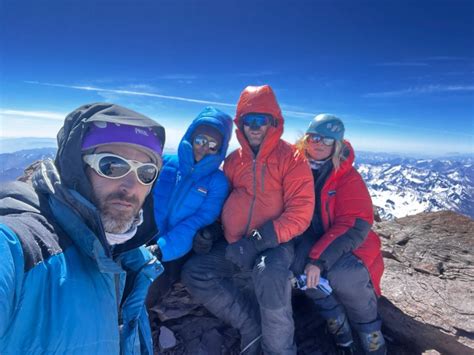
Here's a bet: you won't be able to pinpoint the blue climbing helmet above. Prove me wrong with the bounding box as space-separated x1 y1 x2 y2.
306 114 345 141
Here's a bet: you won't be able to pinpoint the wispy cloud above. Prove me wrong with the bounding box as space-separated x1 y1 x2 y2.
0 108 66 138
0 109 66 120
24 80 318 118
25 81 237 108
364 84 474 98
376 62 429 67
425 56 470 61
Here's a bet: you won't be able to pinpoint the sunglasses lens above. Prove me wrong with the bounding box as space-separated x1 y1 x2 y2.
194 135 207 146
98 155 131 178
322 137 335 146
194 135 219 152
309 134 334 146
242 114 270 127
137 165 158 184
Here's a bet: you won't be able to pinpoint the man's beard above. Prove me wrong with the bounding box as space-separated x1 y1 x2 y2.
96 191 140 234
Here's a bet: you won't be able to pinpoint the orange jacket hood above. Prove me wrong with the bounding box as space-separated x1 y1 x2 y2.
234 85 284 159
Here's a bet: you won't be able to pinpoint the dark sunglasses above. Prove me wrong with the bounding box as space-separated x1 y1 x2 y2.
193 134 219 152
307 134 335 146
83 153 160 185
241 113 273 129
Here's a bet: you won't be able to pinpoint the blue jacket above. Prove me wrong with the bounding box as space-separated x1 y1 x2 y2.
0 169 162 354
153 106 232 261
0 103 165 354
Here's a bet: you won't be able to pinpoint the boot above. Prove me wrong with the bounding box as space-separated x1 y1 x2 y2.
335 343 356 355
354 317 387 355
357 330 386 354
326 311 354 348
316 301 354 348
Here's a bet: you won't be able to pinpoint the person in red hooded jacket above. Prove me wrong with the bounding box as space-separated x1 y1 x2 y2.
182 85 314 354
294 114 386 354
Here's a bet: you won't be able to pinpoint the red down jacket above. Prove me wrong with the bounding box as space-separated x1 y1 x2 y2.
308 141 384 295
221 85 315 244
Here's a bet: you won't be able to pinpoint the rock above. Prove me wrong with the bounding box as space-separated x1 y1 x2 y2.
197 328 224 355
151 211 473 354
159 326 177 350
151 283 202 322
374 211 474 353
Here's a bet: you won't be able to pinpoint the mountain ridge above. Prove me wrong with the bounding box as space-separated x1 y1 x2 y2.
1 147 472 220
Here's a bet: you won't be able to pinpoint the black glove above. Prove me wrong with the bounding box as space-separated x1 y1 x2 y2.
193 221 224 254
225 237 259 270
147 244 163 261
225 222 279 269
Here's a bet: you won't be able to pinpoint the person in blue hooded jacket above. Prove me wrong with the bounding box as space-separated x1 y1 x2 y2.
0 103 165 354
146 106 232 332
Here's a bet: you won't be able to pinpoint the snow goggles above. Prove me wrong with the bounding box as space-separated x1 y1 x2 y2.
307 134 335 146
193 134 219 152
241 113 273 129
83 153 160 185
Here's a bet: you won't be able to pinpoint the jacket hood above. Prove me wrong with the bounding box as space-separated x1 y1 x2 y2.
234 85 284 159
55 102 166 202
178 106 233 178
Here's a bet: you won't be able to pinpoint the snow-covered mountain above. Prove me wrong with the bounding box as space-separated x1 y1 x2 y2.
355 152 473 220
1 148 472 220
0 148 56 182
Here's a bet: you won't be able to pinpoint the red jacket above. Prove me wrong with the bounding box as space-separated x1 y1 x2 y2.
308 141 384 295
221 85 315 244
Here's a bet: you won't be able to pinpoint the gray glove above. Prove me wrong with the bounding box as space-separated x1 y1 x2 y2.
193 221 224 254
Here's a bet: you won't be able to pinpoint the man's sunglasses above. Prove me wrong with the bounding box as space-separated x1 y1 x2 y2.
307 134 335 146
83 153 160 186
193 134 219 152
241 113 273 129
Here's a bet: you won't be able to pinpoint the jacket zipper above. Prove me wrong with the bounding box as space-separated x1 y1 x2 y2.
243 159 257 235
115 274 122 325
261 163 266 192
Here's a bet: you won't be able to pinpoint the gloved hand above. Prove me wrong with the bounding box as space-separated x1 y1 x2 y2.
225 223 279 269
193 221 224 254
225 237 259 270
147 244 163 261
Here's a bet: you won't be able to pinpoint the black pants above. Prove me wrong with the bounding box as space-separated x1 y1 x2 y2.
181 239 297 355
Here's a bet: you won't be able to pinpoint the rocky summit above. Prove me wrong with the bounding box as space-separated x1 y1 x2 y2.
149 211 473 354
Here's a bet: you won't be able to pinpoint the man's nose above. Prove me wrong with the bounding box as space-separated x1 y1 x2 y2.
198 144 210 152
249 122 260 130
119 171 140 189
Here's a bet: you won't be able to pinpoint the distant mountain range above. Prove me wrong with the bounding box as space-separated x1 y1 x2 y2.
0 148 57 182
1 146 472 220
355 151 473 220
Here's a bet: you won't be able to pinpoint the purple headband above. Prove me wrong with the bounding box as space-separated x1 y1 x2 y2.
81 121 163 158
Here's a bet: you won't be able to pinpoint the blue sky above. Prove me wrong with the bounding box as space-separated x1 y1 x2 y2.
1 0 473 155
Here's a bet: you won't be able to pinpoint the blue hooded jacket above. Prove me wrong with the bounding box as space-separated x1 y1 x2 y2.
153 107 232 261
0 103 165 354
